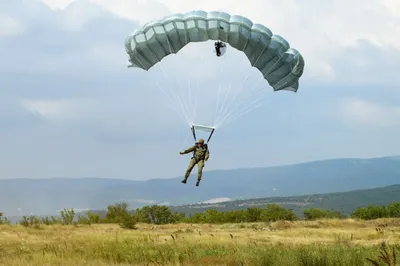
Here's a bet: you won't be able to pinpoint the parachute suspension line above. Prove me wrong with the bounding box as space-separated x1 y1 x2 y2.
179 129 191 150
157 62 192 125
214 66 255 126
187 77 194 123
215 74 266 127
155 57 193 126
176 75 193 124
133 50 189 125
218 88 269 127
192 55 204 123
215 55 285 127
213 53 228 126
154 81 191 125
215 75 250 126
162 27 192 125
159 33 194 126
215 82 232 126
220 97 269 128
213 84 223 126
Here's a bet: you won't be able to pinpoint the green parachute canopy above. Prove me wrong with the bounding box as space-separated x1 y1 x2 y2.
125 10 305 92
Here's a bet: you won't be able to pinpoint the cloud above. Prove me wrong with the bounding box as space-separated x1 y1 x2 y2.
0 0 398 180
0 15 25 36
51 0 400 86
339 98 400 127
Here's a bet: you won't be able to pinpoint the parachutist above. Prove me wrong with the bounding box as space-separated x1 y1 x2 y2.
215 41 225 57
179 138 209 186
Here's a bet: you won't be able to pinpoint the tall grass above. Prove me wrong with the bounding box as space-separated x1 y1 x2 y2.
0 219 399 265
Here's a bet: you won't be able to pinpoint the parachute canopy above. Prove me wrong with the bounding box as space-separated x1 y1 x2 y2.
125 10 305 92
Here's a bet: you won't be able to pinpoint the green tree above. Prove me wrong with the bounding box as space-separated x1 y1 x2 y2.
104 202 137 229
351 204 388 220
303 208 344 220
246 207 263 222
135 205 183 224
223 210 247 223
104 202 130 223
260 204 298 222
387 202 400 218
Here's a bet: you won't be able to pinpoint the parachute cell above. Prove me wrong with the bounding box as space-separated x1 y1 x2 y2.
125 10 305 92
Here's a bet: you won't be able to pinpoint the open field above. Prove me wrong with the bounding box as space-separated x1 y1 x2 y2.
1 219 400 266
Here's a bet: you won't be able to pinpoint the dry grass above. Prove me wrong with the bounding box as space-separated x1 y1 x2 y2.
0 218 399 265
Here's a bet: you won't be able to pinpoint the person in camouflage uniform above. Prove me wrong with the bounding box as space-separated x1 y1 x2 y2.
179 138 209 186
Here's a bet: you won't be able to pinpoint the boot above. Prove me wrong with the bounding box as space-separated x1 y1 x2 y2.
196 179 201 186
181 175 188 184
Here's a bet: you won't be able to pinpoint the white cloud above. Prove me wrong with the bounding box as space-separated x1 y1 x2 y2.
20 98 97 120
40 0 76 9
0 0 398 179
39 0 399 85
59 0 109 31
0 15 25 36
41 0 170 25
339 98 400 127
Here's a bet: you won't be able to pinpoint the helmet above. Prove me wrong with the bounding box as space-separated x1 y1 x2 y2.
198 139 204 144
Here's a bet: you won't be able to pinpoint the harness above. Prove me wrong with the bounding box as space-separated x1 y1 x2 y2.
192 143 208 161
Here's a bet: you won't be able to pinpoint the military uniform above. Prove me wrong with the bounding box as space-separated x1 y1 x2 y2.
181 142 209 186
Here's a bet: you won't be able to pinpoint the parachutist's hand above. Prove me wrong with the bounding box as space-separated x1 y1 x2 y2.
179 152 184 155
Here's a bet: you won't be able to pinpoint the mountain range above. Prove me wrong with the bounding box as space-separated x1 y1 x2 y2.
1 156 400 216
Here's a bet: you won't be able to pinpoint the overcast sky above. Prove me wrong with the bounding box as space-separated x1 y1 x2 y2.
1 0 399 180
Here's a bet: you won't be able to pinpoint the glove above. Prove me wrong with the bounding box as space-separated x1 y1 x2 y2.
179 151 184 155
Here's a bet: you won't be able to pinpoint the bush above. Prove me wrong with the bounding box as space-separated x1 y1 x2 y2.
102 202 138 229
60 208 75 225
77 211 101 225
120 214 138 229
104 202 130 223
41 216 61 225
260 204 298 222
387 202 400 218
351 205 388 220
246 207 263 222
19 215 42 228
135 205 184 224
304 208 345 220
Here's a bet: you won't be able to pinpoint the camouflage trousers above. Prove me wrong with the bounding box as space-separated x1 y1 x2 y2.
185 158 205 180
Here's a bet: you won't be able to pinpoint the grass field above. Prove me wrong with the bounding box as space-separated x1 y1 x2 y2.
1 218 399 265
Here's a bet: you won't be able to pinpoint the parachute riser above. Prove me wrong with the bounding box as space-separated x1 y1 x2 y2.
191 124 215 143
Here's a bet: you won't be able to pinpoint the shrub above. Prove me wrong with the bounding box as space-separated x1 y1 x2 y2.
260 204 298 222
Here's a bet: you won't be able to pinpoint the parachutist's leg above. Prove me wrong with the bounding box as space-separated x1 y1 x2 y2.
182 158 196 184
196 160 205 186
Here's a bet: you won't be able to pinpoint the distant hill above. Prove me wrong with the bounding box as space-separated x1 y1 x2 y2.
171 184 400 218
1 156 400 216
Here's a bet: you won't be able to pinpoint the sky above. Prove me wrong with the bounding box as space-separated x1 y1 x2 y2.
0 0 400 180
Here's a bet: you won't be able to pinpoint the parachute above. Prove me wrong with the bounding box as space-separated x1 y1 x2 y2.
125 10 305 143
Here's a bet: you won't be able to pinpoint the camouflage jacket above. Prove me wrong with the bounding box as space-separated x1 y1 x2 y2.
182 144 209 161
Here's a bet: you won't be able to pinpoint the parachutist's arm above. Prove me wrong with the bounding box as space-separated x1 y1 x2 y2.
181 146 195 154
205 149 209 161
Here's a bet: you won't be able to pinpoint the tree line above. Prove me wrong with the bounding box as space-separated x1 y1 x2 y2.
1 201 399 229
